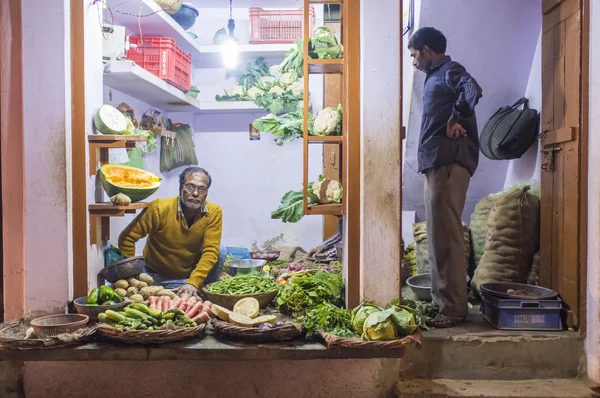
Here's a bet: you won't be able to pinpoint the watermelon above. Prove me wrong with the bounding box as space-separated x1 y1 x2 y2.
94 104 128 135
98 164 161 203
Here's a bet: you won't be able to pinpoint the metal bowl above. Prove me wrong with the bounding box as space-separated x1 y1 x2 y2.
480 282 558 300
98 256 144 283
406 273 434 301
227 259 267 277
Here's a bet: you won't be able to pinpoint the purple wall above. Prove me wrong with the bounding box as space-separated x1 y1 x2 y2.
402 0 542 222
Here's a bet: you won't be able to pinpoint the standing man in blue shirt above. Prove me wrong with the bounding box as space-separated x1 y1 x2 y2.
408 27 483 328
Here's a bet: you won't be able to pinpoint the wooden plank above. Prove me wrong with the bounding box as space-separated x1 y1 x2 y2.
544 127 575 145
0 0 26 320
578 0 590 334
560 9 582 325
543 0 579 33
71 0 88 299
308 59 343 74
399 0 404 300
88 135 147 143
306 204 344 216
539 29 555 289
344 0 361 308
543 0 564 15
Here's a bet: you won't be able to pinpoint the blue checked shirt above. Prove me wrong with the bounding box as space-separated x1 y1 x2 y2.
418 56 483 176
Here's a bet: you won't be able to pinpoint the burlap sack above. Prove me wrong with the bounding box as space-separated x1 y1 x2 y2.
469 196 497 269
528 251 540 286
413 221 471 275
402 242 417 285
472 186 540 293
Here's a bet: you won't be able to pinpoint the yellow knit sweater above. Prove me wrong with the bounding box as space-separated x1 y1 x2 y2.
118 197 223 288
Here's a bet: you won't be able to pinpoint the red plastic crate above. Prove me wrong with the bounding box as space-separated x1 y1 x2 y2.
127 37 191 92
249 7 315 44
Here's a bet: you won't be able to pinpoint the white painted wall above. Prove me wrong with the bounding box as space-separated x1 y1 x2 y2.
503 31 542 189
21 0 72 313
587 0 600 384
360 0 401 303
107 6 325 252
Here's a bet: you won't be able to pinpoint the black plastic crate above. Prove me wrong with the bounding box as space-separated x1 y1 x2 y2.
480 292 563 331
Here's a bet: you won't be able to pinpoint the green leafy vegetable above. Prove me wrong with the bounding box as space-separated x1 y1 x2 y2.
298 302 355 338
361 309 398 341
271 182 317 223
225 57 271 88
252 110 311 146
351 302 382 335
276 270 345 316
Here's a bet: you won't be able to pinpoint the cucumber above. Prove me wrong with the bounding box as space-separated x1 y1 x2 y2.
93 104 128 135
105 310 127 323
129 303 151 315
125 308 150 321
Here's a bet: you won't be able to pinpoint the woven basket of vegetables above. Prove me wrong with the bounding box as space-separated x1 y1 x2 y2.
97 323 206 344
0 318 96 350
317 331 421 350
211 318 305 343
202 276 280 310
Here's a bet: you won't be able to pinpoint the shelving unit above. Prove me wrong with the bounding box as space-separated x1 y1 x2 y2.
89 202 150 217
302 0 345 216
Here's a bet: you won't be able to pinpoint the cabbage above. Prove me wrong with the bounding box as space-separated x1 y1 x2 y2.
361 309 398 341
351 302 382 335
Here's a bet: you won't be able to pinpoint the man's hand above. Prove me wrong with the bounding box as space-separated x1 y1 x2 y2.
447 115 467 139
308 246 324 258
177 283 199 298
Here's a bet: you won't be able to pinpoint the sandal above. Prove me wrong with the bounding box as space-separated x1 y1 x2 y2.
425 314 465 329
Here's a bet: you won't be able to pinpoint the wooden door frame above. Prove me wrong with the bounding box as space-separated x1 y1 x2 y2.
0 0 26 320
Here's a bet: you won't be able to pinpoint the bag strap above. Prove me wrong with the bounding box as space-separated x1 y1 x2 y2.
510 97 529 110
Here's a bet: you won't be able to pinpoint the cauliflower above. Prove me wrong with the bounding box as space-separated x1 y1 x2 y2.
312 177 343 204
287 81 303 97
225 85 245 97
257 76 276 89
313 104 343 136
279 71 298 87
269 86 285 96
247 86 265 99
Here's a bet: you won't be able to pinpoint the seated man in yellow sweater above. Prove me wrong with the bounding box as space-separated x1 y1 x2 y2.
118 166 225 297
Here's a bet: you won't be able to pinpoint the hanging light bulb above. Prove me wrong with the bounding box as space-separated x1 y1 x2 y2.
222 0 238 69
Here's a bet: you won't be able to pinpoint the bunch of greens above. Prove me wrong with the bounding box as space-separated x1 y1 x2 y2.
253 89 302 115
225 57 271 89
397 298 439 324
276 270 345 316
360 305 418 341
252 110 312 146
270 182 317 223
297 302 355 338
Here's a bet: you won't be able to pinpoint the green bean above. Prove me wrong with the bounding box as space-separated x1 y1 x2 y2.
206 276 278 295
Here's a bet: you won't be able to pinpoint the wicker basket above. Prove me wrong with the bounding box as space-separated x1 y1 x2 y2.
0 318 96 350
29 314 90 339
154 0 182 14
201 288 278 310
318 331 422 350
98 256 144 283
96 323 206 344
211 318 304 343
73 297 131 322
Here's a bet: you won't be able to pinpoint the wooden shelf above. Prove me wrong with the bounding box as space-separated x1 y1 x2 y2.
200 101 266 113
306 203 344 215
310 0 342 3
196 44 291 66
88 134 148 176
308 59 343 74
103 61 202 112
308 136 343 143
89 202 150 217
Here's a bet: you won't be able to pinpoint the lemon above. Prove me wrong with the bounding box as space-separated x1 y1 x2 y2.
229 312 255 327
251 315 277 326
233 297 260 319
212 304 234 322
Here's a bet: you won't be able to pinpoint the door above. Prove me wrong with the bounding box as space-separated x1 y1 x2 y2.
540 0 585 328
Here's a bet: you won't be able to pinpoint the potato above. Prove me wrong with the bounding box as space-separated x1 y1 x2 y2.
129 294 144 303
137 281 148 289
140 286 163 300
114 280 129 290
138 273 154 285
157 289 176 299
114 288 128 298
126 286 138 297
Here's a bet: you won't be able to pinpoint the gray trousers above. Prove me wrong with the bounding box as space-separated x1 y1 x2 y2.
424 164 470 319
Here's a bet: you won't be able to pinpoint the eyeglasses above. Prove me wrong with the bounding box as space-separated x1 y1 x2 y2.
183 184 208 194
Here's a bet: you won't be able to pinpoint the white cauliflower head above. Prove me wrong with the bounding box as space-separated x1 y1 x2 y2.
313 104 343 136
247 86 265 99
279 71 298 87
225 85 245 97
257 75 276 89
312 177 343 204
269 86 285 96
287 81 303 97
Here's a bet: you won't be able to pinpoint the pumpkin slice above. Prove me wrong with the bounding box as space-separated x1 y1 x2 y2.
98 164 161 203
229 312 255 327
233 297 260 319
94 104 128 135
211 304 234 322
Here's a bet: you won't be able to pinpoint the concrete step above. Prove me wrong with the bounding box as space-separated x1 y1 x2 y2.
394 379 599 398
398 304 583 380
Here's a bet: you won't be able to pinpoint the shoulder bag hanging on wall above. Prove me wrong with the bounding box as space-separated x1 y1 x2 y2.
480 97 539 160
160 120 199 173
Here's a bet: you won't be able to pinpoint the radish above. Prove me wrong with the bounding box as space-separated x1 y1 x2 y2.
187 302 203 318
192 312 210 324
149 296 157 310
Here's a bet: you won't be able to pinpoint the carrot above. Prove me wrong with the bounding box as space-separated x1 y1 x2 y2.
192 312 209 324
187 302 203 318
156 297 163 312
183 297 197 313
162 296 170 312
149 296 157 310
171 296 181 310
202 300 212 316
178 297 188 310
